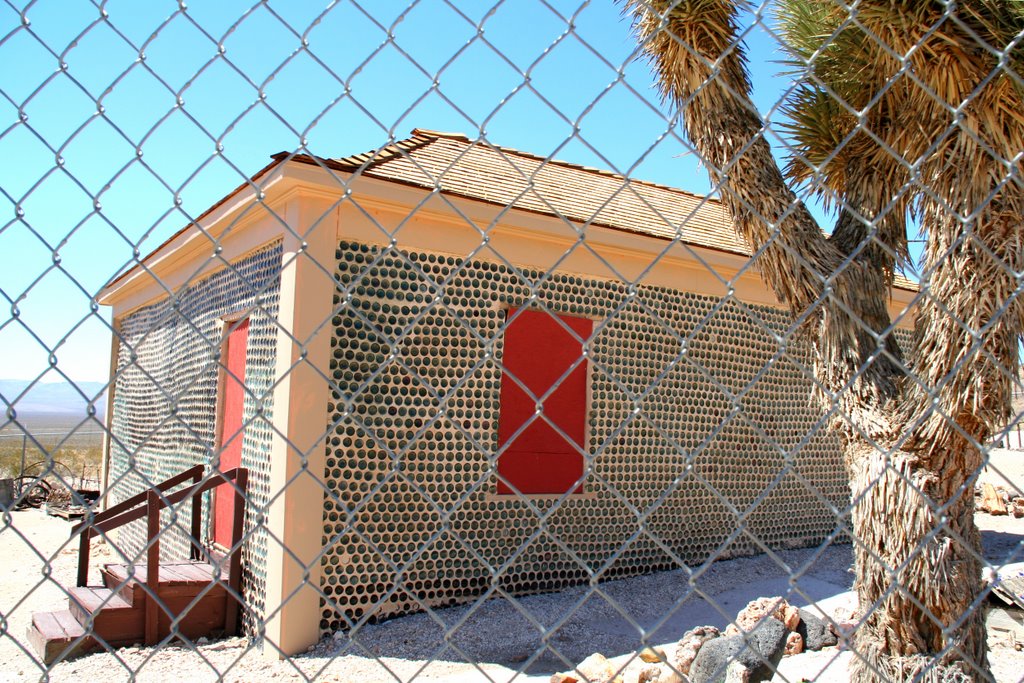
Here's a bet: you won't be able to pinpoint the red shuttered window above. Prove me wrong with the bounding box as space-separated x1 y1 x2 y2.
497 307 591 495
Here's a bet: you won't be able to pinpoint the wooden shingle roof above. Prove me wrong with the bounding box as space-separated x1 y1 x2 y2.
319 128 745 256
293 129 915 291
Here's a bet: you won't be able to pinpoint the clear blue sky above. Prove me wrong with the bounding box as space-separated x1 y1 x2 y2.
0 0 844 385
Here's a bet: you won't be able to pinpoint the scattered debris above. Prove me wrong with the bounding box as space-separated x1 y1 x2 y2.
988 563 1024 610
45 504 86 521
0 478 12 508
987 607 1024 642
980 483 1009 515
13 477 52 509
975 480 1024 517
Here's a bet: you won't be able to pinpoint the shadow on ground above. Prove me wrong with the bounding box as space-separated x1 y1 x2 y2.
982 529 1024 566
314 545 857 676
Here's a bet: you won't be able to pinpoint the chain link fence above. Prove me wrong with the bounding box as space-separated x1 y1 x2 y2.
2 1 1023 681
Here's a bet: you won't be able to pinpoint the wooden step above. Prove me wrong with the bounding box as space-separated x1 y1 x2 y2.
102 562 230 640
103 561 228 597
67 586 143 643
26 610 96 665
100 564 143 604
29 560 236 664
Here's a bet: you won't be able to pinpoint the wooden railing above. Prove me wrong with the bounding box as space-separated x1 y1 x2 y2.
70 466 249 643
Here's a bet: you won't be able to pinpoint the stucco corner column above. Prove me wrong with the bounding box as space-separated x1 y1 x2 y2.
261 194 337 659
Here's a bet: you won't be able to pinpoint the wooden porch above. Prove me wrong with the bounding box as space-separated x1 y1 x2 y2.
27 466 248 665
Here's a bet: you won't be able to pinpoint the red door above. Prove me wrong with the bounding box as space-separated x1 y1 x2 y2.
214 318 249 549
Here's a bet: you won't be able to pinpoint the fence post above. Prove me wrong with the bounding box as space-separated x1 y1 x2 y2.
261 192 334 658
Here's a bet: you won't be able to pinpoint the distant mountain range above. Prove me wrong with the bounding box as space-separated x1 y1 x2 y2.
0 380 107 417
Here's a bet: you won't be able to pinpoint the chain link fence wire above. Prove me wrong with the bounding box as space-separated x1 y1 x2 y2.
1 0 1023 681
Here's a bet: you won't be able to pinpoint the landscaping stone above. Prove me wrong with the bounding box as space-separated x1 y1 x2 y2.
551 652 622 683
782 605 801 632
784 631 803 656
725 659 752 682
629 663 683 683
672 625 721 674
551 674 578 683
633 665 662 683
797 609 839 651
689 617 787 683
726 597 795 635
639 646 665 663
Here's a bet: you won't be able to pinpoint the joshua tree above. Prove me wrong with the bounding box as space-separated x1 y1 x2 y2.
623 1 1024 680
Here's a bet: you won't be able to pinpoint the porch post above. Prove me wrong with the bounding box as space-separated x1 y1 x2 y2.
262 193 336 658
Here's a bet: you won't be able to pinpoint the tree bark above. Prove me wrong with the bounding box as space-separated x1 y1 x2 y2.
848 443 987 682
848 206 1024 681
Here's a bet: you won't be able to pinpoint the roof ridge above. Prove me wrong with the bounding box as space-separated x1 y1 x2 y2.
329 132 437 172
410 128 470 141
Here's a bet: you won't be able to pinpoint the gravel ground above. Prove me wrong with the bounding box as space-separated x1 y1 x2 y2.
1 450 1022 682
0 506 117 683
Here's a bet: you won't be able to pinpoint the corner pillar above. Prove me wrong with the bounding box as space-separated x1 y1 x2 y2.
262 194 337 658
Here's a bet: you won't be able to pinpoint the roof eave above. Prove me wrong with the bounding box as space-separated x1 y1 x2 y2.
98 157 291 302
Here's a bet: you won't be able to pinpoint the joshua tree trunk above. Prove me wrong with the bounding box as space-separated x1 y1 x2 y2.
625 1 1024 679
847 443 989 681
858 205 1024 681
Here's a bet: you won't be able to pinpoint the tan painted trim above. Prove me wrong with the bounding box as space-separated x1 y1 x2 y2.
99 317 121 510
101 175 284 304
103 183 343 319
261 195 335 659
327 174 918 329
100 174 300 303
102 158 917 328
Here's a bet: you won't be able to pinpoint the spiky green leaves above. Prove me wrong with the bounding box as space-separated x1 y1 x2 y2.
776 0 1024 219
